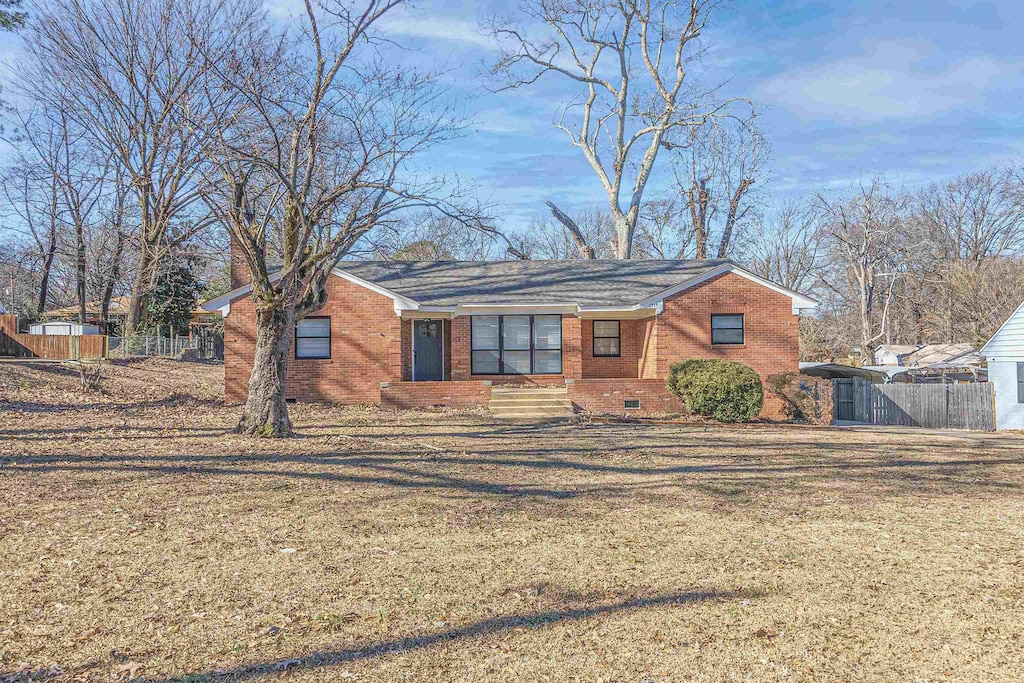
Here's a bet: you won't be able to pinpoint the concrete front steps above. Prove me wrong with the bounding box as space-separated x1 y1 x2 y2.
489 386 576 420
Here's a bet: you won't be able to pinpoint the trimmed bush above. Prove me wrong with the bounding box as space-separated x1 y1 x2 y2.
767 372 833 425
666 359 763 422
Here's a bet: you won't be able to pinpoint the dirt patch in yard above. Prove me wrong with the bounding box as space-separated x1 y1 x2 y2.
1 360 1022 682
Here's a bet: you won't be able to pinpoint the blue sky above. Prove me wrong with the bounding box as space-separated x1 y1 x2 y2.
3 0 1022 236
364 0 1024 229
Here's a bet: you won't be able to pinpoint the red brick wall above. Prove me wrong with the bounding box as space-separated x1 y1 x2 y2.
450 316 471 380
581 318 644 379
229 237 252 290
380 380 491 409
639 317 658 379
653 272 800 418
567 379 685 416
223 277 403 404
561 315 582 379
401 319 412 381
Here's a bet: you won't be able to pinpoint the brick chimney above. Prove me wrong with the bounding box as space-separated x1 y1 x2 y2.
229 233 252 290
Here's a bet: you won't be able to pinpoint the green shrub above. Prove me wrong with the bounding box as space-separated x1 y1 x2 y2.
666 359 763 422
767 372 832 424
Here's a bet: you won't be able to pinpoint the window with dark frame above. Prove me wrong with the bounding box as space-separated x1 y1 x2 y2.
592 320 621 357
471 315 562 375
1017 362 1024 403
295 317 331 359
711 314 744 345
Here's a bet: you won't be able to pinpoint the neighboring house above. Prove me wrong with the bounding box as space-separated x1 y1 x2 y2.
42 296 131 330
28 321 100 336
190 302 222 336
874 345 920 366
871 342 986 383
902 343 981 367
980 300 1024 430
203 254 817 418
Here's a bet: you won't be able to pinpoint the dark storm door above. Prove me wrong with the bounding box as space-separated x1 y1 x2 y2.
414 319 443 381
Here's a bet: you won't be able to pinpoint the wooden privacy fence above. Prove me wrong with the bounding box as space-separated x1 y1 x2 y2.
832 378 994 430
0 315 107 359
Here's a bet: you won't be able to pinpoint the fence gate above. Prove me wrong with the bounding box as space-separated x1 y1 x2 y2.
834 379 857 421
832 378 994 430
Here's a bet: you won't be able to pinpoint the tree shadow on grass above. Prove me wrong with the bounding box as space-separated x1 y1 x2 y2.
0 393 223 414
139 589 744 683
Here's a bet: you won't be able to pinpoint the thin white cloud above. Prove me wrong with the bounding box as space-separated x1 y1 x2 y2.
756 40 1018 123
379 10 495 50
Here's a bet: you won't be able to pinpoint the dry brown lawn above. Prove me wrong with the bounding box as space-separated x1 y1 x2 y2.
1 359 1022 682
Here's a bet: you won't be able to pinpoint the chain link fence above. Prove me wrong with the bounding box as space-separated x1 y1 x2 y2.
107 334 223 360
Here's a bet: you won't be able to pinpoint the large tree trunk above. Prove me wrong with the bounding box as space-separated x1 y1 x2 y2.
100 232 126 333
545 201 595 259
238 302 294 437
126 241 159 334
613 212 633 259
76 220 87 324
36 239 57 317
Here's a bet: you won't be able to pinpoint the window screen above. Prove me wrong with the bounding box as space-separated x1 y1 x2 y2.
1018 362 1024 404
471 316 500 374
296 317 331 359
593 320 620 357
533 315 562 373
711 314 744 345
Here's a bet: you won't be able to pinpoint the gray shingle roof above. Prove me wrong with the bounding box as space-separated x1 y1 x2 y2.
334 259 732 307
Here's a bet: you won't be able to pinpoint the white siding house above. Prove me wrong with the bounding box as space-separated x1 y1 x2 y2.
981 301 1024 430
28 321 100 336
874 344 920 366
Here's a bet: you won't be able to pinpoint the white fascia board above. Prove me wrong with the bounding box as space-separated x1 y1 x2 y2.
577 306 658 320
981 298 1024 354
401 307 455 320
452 303 578 316
637 262 818 314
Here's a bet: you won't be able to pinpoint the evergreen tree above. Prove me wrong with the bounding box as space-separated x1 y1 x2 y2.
0 0 25 31
143 263 202 336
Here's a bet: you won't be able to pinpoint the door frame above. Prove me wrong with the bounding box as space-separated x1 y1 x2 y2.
412 318 445 382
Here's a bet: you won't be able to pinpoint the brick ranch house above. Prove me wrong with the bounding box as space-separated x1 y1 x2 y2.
202 256 816 418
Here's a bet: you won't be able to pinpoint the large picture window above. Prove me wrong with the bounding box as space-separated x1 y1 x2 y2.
711 314 744 345
296 317 331 359
592 320 621 357
471 315 562 374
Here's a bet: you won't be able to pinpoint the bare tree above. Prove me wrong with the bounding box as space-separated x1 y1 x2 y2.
486 0 738 258
7 104 110 323
747 202 820 292
365 213 499 261
672 113 767 258
517 206 619 259
92 169 132 332
0 162 61 316
817 178 915 364
633 196 692 258
203 0 485 436
918 167 1024 263
19 0 257 332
